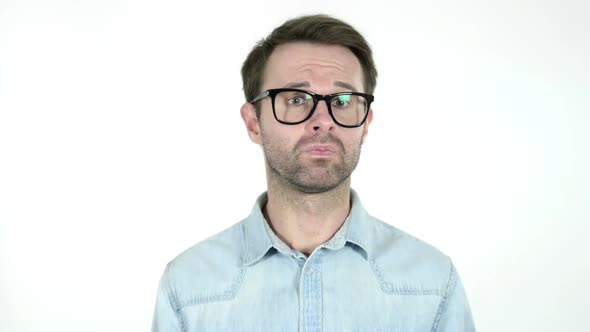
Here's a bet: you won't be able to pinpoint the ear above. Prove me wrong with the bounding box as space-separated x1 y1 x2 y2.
361 109 373 144
240 102 262 145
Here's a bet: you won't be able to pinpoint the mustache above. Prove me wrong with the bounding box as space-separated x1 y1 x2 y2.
294 134 345 153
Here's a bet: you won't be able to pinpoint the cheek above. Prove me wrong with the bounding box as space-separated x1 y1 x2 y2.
340 130 364 150
260 123 300 149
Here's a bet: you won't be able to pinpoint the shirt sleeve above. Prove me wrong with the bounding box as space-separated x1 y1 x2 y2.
432 262 476 332
152 264 184 332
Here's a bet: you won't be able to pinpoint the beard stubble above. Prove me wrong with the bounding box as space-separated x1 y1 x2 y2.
262 133 362 194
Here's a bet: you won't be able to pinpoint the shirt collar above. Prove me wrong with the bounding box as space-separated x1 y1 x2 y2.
242 189 373 266
342 189 373 259
241 193 275 266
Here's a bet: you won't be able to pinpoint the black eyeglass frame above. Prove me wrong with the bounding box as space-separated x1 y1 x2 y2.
249 88 374 128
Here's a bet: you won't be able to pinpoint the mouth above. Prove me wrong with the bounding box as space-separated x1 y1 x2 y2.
304 144 337 157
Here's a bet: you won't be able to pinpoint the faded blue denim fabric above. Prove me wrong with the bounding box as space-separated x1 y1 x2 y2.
152 190 475 332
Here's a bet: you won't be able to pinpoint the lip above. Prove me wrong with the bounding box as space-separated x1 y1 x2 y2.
304 144 337 156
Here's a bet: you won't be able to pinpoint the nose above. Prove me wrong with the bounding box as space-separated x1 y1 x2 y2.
307 99 335 132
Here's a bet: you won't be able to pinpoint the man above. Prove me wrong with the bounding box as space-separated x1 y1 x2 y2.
152 14 475 332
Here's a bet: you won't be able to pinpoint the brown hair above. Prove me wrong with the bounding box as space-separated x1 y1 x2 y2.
241 14 377 115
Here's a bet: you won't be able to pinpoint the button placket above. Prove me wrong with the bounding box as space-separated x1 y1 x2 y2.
298 249 323 332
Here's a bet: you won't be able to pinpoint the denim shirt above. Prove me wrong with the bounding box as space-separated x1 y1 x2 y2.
152 190 475 332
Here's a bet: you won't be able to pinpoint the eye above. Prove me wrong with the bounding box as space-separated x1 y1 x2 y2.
332 95 352 108
287 94 311 105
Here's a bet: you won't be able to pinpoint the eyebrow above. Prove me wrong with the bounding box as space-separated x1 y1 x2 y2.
335 81 358 92
282 81 359 92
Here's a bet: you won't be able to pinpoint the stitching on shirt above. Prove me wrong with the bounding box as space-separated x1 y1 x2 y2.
176 267 247 308
369 259 446 296
430 263 455 332
242 222 252 265
166 265 186 332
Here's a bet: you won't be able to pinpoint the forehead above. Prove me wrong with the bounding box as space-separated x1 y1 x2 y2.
262 42 363 90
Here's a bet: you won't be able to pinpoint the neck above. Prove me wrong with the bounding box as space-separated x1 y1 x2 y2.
263 173 352 256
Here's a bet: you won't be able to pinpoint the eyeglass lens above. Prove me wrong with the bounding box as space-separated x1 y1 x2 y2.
273 90 368 126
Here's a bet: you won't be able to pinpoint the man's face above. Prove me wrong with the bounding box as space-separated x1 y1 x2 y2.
242 42 373 194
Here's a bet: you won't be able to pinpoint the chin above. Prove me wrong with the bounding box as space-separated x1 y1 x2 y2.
291 177 347 194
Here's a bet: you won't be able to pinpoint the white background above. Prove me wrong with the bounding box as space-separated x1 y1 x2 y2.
1 0 588 331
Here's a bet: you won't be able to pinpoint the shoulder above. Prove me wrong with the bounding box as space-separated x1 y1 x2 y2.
163 221 247 308
367 215 454 295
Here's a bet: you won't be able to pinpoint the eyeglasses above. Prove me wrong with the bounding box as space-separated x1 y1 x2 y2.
250 88 374 128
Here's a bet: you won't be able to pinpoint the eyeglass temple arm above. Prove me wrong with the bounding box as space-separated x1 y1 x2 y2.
250 90 270 104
